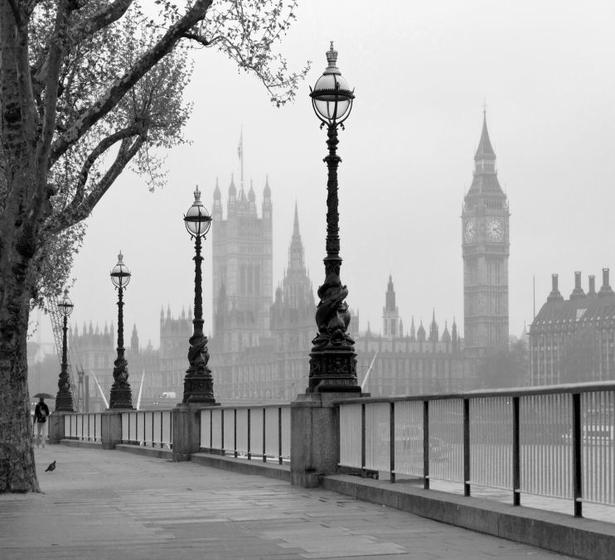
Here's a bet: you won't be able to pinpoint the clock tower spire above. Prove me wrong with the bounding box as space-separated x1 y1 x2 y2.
462 111 510 356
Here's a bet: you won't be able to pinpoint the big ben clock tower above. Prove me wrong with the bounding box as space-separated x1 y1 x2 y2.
462 111 509 356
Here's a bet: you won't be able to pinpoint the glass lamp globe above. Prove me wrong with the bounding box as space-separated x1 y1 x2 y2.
110 251 131 289
310 42 355 126
57 288 74 317
184 186 212 238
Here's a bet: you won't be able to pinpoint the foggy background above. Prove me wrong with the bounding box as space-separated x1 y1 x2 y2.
32 0 615 349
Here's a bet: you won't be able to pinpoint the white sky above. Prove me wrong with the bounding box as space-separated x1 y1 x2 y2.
34 0 615 349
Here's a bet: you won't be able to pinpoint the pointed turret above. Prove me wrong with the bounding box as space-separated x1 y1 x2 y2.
288 203 305 272
228 174 237 214
441 321 451 343
409 317 416 342
212 177 222 220
417 321 426 343
262 175 272 220
451 319 458 343
383 275 402 338
384 275 396 312
429 309 439 343
130 324 139 353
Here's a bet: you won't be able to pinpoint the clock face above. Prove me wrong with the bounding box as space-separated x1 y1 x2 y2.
464 219 476 242
487 218 504 241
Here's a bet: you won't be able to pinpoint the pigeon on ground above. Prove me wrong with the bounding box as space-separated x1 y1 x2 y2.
45 461 56 472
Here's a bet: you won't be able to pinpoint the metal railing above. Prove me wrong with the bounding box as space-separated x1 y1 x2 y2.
64 413 103 442
199 404 291 463
338 382 615 518
120 410 173 448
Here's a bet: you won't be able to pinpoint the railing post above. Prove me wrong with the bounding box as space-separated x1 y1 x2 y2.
512 396 521 506
172 405 202 461
221 408 225 454
262 407 267 463
463 398 471 497
390 401 396 483
209 409 213 449
234 408 238 458
423 400 430 490
361 402 366 472
572 392 583 518
247 408 252 460
278 407 283 465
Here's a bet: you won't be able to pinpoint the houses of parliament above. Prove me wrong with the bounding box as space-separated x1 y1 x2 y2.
66 115 515 407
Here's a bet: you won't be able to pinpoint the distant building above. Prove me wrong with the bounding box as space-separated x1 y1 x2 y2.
462 112 510 358
354 277 467 395
530 269 615 385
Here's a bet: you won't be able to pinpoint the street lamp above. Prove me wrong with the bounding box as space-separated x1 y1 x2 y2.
307 42 360 393
182 186 215 404
109 251 133 409
55 288 75 411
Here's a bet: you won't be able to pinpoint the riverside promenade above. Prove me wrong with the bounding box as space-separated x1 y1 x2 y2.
0 446 576 560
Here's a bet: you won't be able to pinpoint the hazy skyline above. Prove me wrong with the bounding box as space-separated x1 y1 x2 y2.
32 1 615 352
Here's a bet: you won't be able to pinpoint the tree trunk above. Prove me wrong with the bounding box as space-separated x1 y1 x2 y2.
0 283 39 493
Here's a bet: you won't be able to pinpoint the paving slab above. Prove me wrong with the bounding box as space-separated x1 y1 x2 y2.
0 445 576 559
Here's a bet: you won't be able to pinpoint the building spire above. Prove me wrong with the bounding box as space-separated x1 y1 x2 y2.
475 108 496 161
288 203 305 271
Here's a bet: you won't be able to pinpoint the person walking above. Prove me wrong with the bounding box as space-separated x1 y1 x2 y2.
33 397 50 448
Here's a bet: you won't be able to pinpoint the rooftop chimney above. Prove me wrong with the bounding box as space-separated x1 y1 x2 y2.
547 273 564 302
570 271 586 300
598 268 614 296
588 275 596 296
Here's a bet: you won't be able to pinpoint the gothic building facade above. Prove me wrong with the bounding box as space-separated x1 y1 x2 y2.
530 269 615 385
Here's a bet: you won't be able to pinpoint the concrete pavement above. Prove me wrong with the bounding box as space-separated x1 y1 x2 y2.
0 445 576 559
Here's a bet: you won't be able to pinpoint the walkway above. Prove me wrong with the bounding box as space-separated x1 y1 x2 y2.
0 446 575 559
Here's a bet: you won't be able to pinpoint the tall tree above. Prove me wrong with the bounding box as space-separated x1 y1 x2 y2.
0 0 307 493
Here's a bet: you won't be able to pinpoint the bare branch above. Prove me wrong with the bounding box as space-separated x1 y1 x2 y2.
49 0 213 167
46 134 145 234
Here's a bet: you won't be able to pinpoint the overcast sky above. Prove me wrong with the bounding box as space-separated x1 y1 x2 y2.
33 0 615 351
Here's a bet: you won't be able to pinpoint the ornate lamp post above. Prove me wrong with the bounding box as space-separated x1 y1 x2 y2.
55 288 75 411
307 42 360 393
109 252 133 409
182 186 215 404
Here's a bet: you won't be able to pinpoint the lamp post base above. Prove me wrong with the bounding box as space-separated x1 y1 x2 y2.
109 384 133 410
308 348 361 393
55 392 74 412
182 373 216 405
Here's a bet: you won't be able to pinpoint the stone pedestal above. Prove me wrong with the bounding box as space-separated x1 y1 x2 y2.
291 392 364 487
172 404 204 461
101 410 123 449
48 412 66 444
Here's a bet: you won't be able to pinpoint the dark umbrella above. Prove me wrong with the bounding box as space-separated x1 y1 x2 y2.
33 393 54 399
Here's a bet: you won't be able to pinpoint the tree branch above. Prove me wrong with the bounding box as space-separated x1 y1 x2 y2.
36 1 71 180
45 134 145 234
69 0 133 44
49 0 213 167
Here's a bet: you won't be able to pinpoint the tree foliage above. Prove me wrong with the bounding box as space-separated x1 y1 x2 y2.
0 0 307 493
